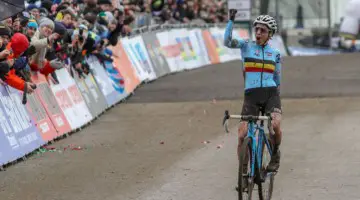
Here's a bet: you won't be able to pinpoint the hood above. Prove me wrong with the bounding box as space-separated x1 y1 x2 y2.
10 33 30 58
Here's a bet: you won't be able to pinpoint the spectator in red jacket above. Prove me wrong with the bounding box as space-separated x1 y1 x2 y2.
0 33 35 93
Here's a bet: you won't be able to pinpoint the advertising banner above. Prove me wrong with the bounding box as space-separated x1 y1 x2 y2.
7 87 57 142
121 37 148 82
86 55 121 106
209 27 240 62
171 29 202 70
50 67 93 129
108 42 141 94
103 60 128 102
141 32 171 78
126 36 157 81
71 68 108 117
0 86 45 166
202 30 220 64
188 29 211 67
31 72 72 135
156 30 183 72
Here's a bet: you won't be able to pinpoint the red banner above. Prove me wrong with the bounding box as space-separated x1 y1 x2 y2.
31 72 72 136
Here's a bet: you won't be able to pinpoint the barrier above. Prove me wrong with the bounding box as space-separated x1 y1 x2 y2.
0 24 289 168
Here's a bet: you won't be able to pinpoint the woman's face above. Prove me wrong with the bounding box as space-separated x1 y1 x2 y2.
40 25 53 37
108 23 117 31
30 9 40 20
26 27 37 38
62 14 73 26
0 35 10 46
255 23 271 45
12 19 21 32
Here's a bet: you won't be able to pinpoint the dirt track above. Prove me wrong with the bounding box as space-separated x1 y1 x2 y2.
1 53 360 200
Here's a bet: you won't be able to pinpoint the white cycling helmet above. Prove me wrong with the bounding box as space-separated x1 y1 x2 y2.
253 15 278 34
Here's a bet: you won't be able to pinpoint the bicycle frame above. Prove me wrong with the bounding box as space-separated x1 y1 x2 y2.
247 120 273 178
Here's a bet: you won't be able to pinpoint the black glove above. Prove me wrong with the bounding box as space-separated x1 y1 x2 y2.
229 9 237 21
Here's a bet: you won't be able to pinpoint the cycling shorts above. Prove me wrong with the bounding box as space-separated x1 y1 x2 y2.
241 87 282 116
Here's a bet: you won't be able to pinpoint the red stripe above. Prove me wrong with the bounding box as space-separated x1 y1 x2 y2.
245 67 274 73
263 68 274 73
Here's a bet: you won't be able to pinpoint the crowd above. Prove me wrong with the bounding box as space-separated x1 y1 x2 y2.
0 0 228 94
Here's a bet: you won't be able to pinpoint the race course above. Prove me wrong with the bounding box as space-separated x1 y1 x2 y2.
1 53 360 200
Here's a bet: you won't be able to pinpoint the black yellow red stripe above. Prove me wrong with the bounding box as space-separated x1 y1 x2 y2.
243 58 276 73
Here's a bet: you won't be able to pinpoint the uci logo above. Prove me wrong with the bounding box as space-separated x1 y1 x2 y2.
254 50 260 57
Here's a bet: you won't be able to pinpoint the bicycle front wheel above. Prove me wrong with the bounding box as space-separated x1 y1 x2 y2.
238 137 254 200
258 133 275 200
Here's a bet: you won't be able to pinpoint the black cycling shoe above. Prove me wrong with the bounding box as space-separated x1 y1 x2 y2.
235 174 249 192
266 149 281 172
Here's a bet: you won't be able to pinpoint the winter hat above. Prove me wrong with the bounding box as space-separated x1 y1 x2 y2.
10 33 30 58
27 19 38 29
54 21 67 36
98 12 109 26
39 17 55 30
105 11 114 22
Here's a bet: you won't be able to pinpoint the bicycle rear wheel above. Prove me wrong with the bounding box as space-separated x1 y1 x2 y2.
238 137 254 200
257 133 275 200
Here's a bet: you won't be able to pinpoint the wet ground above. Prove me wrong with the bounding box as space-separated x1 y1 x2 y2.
1 53 360 200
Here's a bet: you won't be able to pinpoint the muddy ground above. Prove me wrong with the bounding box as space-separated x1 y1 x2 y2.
1 53 360 200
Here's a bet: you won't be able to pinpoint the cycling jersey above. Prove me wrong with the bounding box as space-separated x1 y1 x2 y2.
224 21 281 91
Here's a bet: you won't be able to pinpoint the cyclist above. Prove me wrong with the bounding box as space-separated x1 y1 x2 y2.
338 0 360 51
224 9 282 172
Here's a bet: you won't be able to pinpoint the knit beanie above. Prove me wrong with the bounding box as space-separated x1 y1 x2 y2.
39 17 55 30
54 21 66 36
27 19 38 29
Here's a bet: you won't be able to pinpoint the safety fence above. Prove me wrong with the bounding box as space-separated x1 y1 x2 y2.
0 23 288 169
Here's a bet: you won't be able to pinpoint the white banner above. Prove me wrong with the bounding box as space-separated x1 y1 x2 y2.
121 37 148 82
125 36 157 81
156 31 182 72
210 27 240 62
50 67 93 130
170 29 202 70
188 29 211 67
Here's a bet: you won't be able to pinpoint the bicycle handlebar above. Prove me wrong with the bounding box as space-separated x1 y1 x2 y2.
222 110 272 133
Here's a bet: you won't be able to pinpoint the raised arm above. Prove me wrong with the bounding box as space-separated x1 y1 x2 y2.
224 9 247 49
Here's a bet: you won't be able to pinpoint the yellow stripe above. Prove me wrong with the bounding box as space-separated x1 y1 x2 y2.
244 62 275 71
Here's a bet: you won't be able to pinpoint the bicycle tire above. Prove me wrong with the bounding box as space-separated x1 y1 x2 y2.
258 133 275 200
238 137 254 200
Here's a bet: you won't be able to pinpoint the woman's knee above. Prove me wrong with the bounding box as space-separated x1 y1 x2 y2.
271 112 282 129
238 122 248 139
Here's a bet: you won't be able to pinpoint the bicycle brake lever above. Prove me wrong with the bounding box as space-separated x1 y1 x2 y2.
223 110 230 133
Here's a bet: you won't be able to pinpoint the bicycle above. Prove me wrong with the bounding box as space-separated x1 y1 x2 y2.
222 108 276 200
